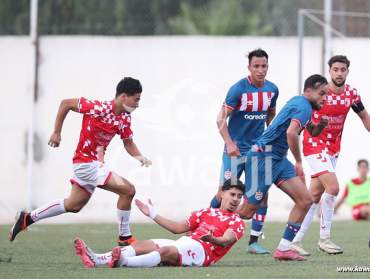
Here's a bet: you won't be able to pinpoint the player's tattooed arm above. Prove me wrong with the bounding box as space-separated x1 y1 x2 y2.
48 98 79 148
200 228 237 247
217 106 240 156
306 116 329 137
135 199 190 234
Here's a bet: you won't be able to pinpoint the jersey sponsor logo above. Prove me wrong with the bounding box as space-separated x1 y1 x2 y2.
316 153 327 163
255 191 263 201
244 114 267 120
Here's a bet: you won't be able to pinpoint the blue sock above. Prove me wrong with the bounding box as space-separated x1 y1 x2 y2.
282 222 301 242
210 196 221 208
249 206 267 244
251 206 267 232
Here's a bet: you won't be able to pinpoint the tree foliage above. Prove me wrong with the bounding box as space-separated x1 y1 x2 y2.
0 0 336 36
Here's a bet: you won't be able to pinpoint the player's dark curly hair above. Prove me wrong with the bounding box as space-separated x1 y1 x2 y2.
248 48 268 64
116 77 142 97
304 74 328 91
328 55 350 68
222 179 245 193
357 159 369 167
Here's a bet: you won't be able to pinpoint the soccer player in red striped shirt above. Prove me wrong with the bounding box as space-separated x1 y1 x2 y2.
9 77 151 246
291 55 370 256
74 179 245 268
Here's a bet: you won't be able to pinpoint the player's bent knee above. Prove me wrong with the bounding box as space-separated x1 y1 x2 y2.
311 195 321 204
118 183 136 198
238 207 255 219
327 186 339 196
126 184 136 198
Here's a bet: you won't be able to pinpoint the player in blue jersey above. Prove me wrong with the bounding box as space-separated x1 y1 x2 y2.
210 49 278 254
238 74 329 261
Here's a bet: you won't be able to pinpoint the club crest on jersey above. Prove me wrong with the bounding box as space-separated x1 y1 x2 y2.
344 98 351 108
224 171 232 180
255 191 263 201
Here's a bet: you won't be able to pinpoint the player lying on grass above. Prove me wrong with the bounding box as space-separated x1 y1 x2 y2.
74 179 245 268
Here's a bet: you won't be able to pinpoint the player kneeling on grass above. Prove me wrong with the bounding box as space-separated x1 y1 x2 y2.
74 179 245 268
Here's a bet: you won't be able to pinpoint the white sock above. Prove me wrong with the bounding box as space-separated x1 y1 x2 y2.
117 209 131 237
124 251 161 268
95 252 112 266
250 230 263 237
320 192 336 239
293 203 317 243
95 246 136 266
117 246 136 266
277 239 291 251
30 199 66 222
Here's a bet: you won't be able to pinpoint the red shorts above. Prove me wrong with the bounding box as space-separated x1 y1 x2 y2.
352 204 368 220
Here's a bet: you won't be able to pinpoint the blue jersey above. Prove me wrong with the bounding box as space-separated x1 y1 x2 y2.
256 95 313 159
224 76 279 153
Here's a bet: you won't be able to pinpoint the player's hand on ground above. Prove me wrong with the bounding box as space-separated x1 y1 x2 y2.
48 132 61 148
135 199 157 219
226 141 240 157
135 155 152 167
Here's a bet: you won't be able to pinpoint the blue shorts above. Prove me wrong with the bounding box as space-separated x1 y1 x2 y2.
219 152 247 185
244 151 296 205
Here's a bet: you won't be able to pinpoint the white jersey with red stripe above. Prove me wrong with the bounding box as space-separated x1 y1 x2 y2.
72 97 133 164
187 208 245 266
303 84 361 156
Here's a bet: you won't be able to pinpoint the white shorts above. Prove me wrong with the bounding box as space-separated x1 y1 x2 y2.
305 152 338 178
152 236 205 267
70 161 112 194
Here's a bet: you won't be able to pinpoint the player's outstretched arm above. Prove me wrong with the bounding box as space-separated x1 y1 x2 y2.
48 98 79 148
123 138 152 167
306 116 328 137
135 199 189 234
200 228 237 247
216 106 240 156
356 109 370 132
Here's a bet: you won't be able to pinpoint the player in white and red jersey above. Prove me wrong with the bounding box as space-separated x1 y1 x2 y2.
9 77 151 246
291 55 370 256
74 180 245 268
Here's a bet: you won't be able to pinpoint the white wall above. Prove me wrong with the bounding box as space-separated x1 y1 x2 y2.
0 36 369 224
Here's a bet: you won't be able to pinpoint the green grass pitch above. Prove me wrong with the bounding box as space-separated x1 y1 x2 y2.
1 221 369 279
